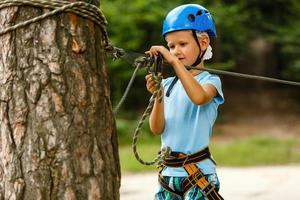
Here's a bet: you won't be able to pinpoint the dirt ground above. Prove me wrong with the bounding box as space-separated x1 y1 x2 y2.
120 165 300 200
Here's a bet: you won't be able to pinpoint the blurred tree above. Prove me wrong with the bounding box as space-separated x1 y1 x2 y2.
206 0 300 80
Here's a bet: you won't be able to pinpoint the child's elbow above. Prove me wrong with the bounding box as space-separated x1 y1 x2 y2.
192 96 209 105
150 125 164 135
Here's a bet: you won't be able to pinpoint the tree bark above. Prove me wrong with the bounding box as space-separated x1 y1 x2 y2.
0 1 120 199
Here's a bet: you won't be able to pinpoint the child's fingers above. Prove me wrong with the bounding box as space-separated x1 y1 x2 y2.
145 50 156 57
151 48 160 56
146 83 156 93
145 74 152 80
146 74 159 83
145 74 155 93
146 77 155 87
147 80 155 88
146 47 161 57
145 51 153 57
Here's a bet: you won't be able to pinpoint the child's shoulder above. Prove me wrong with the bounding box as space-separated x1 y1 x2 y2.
195 71 222 86
196 71 219 80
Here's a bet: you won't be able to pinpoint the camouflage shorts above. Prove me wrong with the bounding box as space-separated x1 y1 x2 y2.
154 173 220 200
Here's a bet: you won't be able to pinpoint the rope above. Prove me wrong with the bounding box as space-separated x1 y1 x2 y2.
130 55 171 166
186 66 300 87
0 0 123 58
132 72 165 165
114 49 300 166
113 56 151 114
115 50 300 87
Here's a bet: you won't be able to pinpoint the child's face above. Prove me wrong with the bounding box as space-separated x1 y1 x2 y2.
165 30 200 66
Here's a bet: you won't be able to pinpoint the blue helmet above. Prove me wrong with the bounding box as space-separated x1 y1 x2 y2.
162 4 217 37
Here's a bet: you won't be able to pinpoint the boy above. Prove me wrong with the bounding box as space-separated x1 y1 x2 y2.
145 4 224 200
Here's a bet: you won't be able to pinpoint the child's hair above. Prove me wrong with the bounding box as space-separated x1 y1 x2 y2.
196 31 209 40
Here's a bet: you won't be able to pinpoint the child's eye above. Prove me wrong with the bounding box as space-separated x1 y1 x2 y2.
168 45 175 49
180 42 187 46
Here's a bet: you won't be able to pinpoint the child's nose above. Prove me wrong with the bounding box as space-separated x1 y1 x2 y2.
173 46 181 56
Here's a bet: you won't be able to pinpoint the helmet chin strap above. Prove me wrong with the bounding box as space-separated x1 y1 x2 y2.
191 31 206 67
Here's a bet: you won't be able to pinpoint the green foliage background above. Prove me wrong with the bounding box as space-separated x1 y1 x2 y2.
101 1 300 171
101 0 300 109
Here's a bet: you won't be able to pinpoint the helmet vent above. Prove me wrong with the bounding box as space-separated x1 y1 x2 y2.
188 14 195 22
196 10 202 16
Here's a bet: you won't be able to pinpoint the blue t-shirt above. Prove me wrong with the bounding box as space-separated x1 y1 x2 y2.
161 71 224 177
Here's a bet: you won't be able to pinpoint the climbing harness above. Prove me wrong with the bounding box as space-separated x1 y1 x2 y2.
158 147 224 199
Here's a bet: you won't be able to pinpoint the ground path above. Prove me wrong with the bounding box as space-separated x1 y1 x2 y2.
121 165 300 200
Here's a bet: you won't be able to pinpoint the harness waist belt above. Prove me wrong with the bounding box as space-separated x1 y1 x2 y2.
162 147 214 167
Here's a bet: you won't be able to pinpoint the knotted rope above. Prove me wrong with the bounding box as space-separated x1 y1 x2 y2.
0 0 123 58
131 54 171 166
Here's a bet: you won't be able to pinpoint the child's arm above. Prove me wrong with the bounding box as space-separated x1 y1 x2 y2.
146 46 217 105
145 74 165 135
171 59 217 105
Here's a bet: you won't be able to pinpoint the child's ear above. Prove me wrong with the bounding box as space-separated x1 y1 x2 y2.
199 35 210 50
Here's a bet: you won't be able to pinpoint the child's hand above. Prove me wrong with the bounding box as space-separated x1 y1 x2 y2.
145 74 160 94
145 46 178 65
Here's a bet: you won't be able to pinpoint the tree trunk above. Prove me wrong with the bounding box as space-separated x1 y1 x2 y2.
0 1 120 199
